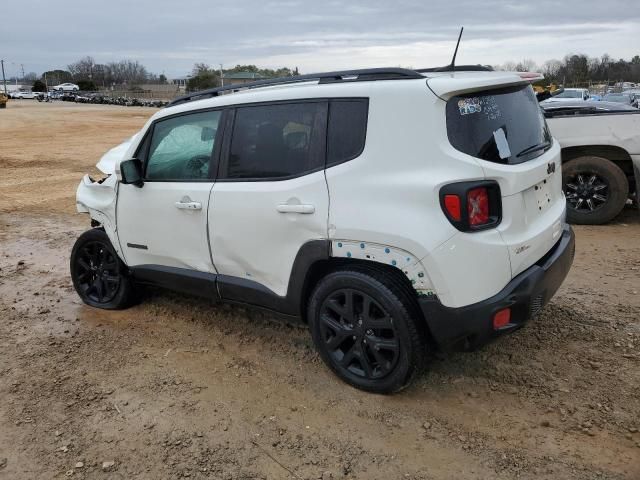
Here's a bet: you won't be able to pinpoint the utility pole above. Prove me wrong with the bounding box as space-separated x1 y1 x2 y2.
1 60 7 94
20 64 25 82
219 64 224 87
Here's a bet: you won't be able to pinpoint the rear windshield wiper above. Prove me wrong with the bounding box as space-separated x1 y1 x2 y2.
516 141 551 158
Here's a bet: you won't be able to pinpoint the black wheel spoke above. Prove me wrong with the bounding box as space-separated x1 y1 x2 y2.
370 337 399 354
77 257 91 272
340 344 357 367
357 346 374 377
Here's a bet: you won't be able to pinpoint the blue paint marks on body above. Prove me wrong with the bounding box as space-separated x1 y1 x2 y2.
347 252 352 257
384 248 390 254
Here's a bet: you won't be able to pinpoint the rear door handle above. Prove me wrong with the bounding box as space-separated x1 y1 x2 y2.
277 204 315 214
175 201 202 210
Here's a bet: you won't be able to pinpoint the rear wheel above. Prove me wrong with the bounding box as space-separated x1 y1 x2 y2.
308 266 426 393
70 228 136 309
563 156 628 225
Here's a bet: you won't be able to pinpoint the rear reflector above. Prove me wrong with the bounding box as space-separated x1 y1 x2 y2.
443 194 461 221
493 308 511 329
467 187 489 226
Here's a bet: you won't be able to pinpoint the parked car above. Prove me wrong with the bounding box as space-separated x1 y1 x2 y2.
13 91 37 99
543 101 640 224
71 67 574 393
52 82 79 92
542 88 590 103
602 93 638 108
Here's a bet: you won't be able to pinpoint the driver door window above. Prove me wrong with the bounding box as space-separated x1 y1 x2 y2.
145 110 222 181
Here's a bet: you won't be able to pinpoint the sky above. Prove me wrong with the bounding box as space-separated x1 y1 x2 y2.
2 0 638 79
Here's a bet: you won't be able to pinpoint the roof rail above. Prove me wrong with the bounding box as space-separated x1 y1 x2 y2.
416 65 493 73
167 68 424 107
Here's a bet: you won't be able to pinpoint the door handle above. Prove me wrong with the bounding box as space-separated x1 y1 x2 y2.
277 204 315 214
175 201 202 210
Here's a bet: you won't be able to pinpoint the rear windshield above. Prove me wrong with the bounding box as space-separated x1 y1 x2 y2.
446 84 552 164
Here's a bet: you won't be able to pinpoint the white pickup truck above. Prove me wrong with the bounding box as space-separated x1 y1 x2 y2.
543 101 640 224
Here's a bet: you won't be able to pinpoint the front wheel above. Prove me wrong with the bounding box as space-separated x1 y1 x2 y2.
70 228 136 309
563 156 629 225
308 266 426 393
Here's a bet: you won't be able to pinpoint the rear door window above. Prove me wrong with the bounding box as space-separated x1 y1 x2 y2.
222 101 327 180
446 85 552 164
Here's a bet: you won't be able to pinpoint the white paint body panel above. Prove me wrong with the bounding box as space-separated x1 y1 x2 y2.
547 113 640 155
116 182 215 272
209 171 329 296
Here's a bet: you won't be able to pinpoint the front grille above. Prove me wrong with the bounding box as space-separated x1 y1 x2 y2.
530 295 544 317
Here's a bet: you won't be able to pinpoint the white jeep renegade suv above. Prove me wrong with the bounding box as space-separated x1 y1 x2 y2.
71 67 575 393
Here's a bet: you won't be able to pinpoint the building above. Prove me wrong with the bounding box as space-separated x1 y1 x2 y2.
223 71 268 86
171 75 192 91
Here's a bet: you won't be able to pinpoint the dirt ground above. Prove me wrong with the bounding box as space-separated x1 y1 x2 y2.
1 101 639 480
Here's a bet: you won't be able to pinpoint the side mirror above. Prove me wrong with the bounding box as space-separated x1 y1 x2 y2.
120 158 144 187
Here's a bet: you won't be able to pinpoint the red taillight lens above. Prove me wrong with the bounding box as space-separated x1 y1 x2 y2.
443 194 461 221
467 187 489 226
493 308 511 329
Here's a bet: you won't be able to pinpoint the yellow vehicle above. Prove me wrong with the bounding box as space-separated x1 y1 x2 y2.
0 92 7 109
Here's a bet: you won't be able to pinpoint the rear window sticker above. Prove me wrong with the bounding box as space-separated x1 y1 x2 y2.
458 98 481 115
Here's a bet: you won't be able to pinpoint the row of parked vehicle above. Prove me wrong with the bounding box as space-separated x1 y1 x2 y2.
6 89 169 108
69 93 169 108
542 87 640 108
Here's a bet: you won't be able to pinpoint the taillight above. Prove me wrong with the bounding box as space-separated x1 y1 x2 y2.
467 187 489 226
443 195 461 221
439 181 501 232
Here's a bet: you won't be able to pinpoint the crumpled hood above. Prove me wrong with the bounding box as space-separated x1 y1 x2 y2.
96 133 140 173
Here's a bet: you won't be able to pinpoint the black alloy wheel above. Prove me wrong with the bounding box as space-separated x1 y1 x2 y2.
74 240 121 304
564 172 609 213
319 288 400 380
562 156 629 225
308 266 426 393
70 228 136 309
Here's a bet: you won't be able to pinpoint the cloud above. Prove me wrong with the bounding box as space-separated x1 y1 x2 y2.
1 0 638 77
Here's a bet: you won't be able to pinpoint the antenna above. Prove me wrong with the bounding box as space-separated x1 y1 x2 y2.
448 27 464 71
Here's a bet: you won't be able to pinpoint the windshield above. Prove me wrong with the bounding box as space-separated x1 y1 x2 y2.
446 84 552 165
554 90 582 98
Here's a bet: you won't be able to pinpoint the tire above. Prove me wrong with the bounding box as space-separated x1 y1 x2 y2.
563 156 629 225
70 228 136 309
307 265 426 394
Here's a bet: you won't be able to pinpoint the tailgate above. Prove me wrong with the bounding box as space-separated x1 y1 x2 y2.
481 142 565 277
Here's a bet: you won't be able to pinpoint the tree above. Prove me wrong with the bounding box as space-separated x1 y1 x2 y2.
187 64 219 91
68 56 96 80
515 59 537 72
41 69 73 86
541 59 562 81
105 60 149 85
158 74 167 84
77 80 97 91
32 80 47 92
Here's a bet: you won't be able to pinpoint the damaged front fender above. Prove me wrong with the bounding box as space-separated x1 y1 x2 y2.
76 174 124 261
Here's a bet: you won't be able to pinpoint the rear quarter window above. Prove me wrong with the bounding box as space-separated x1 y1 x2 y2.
446 85 552 164
327 99 368 167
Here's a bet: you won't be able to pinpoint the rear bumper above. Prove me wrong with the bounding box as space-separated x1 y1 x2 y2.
419 225 575 349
